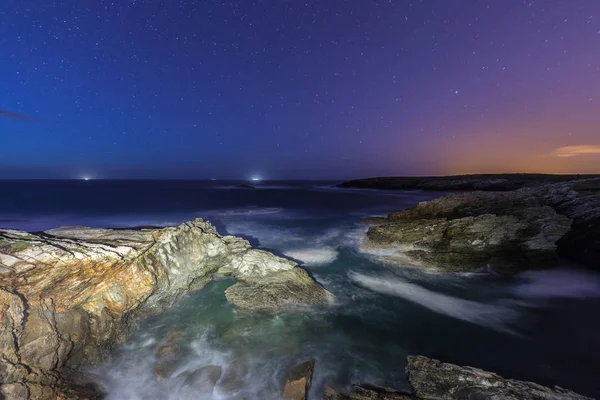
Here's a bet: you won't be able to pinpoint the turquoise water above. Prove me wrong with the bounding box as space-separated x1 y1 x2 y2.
1 180 599 398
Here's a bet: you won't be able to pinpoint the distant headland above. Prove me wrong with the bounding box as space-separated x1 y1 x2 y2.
339 173 600 191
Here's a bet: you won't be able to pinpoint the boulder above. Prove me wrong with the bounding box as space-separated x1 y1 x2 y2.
218 358 249 393
406 355 591 399
181 365 222 393
152 342 182 380
283 360 316 400
349 384 413 399
352 177 600 272
321 356 591 399
225 268 333 312
361 179 600 273
323 385 350 399
0 219 331 398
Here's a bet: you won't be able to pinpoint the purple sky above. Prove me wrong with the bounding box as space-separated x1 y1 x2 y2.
1 0 599 179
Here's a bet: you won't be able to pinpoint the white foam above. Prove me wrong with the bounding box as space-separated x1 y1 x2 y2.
350 272 518 333
283 247 338 265
224 220 305 247
512 269 600 299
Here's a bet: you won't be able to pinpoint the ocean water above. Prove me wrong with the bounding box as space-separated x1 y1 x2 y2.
1 180 599 399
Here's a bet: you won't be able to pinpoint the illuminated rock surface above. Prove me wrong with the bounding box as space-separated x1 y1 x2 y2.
0 219 330 399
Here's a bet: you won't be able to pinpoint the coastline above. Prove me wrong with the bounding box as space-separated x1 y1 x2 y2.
342 174 600 272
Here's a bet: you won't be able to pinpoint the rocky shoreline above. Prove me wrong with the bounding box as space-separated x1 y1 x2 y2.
319 355 592 400
347 175 600 273
0 219 331 399
2 175 598 398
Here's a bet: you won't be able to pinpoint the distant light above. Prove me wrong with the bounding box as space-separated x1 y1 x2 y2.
82 177 91 181
251 176 260 181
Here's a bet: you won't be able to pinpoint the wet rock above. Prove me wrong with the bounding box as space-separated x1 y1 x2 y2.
182 365 222 393
164 330 184 343
323 385 350 399
283 360 316 400
156 343 181 361
218 358 249 393
363 204 571 274
152 340 182 380
153 361 176 381
349 384 413 399
0 219 330 397
406 355 592 399
225 268 332 312
348 176 600 272
361 187 593 274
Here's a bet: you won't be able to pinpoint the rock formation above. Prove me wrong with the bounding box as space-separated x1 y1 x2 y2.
0 219 331 399
361 178 600 273
323 356 591 399
405 355 591 399
282 360 315 400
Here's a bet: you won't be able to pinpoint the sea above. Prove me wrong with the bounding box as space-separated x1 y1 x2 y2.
1 180 599 399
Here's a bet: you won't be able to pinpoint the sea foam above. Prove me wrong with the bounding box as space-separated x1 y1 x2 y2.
350 272 518 333
283 247 338 265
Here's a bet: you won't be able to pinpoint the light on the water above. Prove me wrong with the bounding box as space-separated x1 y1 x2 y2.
251 176 260 181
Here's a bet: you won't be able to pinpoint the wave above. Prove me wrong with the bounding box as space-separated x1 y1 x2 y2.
512 268 600 299
199 207 285 217
350 272 518 333
223 220 306 247
283 247 338 266
95 328 283 400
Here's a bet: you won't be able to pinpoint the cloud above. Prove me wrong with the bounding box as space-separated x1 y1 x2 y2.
551 145 600 158
0 109 34 121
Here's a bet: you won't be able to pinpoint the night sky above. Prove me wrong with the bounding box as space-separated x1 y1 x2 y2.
2 1 600 179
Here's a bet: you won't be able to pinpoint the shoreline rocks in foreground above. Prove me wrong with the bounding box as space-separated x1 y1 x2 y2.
0 219 331 399
322 355 592 399
355 175 600 273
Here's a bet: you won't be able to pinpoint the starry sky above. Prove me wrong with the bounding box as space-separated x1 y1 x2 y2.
1 0 600 179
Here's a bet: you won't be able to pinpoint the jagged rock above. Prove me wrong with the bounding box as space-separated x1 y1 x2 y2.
324 356 591 400
225 267 333 311
181 365 222 393
361 178 600 273
349 384 412 399
282 360 315 400
406 355 592 399
0 219 330 398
